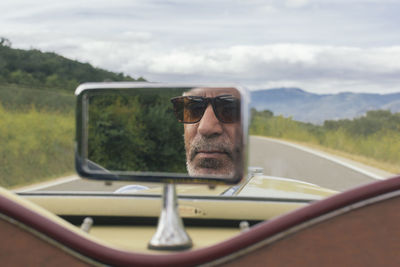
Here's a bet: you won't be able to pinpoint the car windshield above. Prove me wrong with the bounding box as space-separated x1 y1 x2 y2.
1 1 398 206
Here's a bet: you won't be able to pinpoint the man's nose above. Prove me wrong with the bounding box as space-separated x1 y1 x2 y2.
197 105 223 137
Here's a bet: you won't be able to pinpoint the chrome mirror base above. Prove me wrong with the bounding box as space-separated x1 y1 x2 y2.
148 183 192 250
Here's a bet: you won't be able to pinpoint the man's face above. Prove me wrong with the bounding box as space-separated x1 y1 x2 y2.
183 87 242 177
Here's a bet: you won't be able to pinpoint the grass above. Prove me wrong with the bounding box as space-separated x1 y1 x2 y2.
0 101 75 189
0 83 75 113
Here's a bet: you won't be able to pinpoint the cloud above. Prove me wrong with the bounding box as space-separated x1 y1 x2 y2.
120 44 399 77
112 44 400 93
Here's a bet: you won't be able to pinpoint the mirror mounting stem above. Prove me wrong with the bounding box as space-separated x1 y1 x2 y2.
148 183 192 250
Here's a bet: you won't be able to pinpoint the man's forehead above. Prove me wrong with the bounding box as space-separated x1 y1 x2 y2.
184 87 240 98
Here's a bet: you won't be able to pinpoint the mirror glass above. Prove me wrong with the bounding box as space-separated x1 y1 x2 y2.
75 83 248 184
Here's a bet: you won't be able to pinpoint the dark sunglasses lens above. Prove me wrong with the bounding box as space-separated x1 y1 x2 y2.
171 97 207 123
183 97 207 123
214 96 240 123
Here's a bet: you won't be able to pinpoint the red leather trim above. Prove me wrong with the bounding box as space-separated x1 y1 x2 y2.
1 175 400 267
0 218 91 266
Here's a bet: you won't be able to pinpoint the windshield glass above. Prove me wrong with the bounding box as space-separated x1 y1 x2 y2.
1 1 398 204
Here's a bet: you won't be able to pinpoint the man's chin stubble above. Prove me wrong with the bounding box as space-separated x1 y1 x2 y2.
186 158 234 177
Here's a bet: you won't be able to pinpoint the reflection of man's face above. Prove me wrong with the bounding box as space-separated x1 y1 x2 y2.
184 87 242 177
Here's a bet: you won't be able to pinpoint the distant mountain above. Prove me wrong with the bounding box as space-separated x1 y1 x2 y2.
251 88 400 124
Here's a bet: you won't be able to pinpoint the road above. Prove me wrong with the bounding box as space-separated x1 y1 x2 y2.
17 136 395 193
249 136 394 191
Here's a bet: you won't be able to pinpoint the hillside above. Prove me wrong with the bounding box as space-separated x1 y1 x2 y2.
0 38 145 94
251 88 400 124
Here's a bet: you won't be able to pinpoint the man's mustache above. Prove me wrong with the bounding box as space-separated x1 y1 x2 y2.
189 137 233 161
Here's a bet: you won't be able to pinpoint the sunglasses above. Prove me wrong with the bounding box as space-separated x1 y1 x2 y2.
170 95 240 124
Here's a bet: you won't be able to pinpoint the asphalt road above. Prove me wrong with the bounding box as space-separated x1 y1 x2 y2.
18 136 394 193
249 136 394 191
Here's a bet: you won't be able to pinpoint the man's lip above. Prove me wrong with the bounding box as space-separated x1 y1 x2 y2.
194 151 228 159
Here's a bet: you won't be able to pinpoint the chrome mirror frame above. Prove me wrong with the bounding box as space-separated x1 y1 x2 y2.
75 82 250 185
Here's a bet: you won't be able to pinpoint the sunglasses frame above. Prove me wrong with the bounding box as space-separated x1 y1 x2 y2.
170 94 241 124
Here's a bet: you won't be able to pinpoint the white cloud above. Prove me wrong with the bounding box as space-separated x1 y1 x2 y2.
112 44 400 93
124 44 399 73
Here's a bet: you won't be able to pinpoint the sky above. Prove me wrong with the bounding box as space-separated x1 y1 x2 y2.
1 0 400 94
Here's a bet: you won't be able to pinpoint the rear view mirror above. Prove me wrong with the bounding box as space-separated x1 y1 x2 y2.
75 82 249 185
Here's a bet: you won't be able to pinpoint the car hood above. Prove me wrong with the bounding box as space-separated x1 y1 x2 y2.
115 175 337 201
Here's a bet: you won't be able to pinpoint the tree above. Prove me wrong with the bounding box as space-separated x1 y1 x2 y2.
0 37 11 47
87 89 186 173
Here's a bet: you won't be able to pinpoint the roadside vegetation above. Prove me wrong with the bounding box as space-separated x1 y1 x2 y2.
0 103 74 188
250 108 400 174
0 83 76 188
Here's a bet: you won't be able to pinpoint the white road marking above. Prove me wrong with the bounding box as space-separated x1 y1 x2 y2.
253 136 389 180
14 175 80 193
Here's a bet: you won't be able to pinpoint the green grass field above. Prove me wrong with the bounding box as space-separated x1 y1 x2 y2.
0 84 75 188
0 105 74 188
